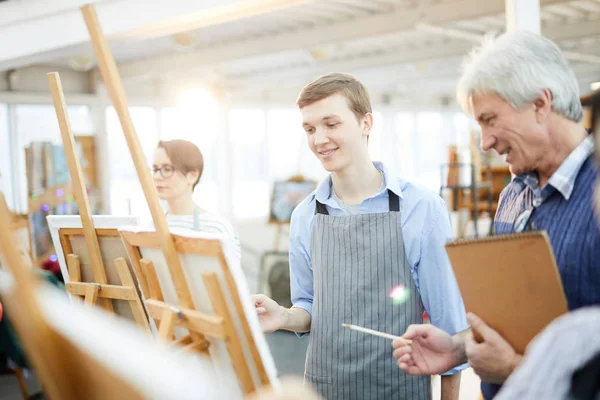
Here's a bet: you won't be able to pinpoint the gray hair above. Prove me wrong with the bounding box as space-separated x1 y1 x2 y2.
456 31 583 122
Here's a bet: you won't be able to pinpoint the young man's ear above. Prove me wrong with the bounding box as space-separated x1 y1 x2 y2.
362 113 374 138
533 89 552 123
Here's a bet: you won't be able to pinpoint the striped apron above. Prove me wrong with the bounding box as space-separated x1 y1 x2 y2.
305 190 431 399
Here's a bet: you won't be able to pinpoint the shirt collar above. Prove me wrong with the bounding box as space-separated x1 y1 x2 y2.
314 161 403 205
547 134 594 200
514 134 594 202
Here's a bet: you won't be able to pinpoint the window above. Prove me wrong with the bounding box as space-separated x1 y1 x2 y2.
15 104 95 211
159 106 219 213
0 104 12 210
230 108 269 219
107 106 157 217
453 112 473 148
266 109 304 181
396 112 416 181
17 104 94 147
368 111 384 162
415 112 443 191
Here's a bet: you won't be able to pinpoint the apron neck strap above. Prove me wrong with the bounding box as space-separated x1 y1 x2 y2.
315 189 400 215
389 190 399 211
315 200 329 215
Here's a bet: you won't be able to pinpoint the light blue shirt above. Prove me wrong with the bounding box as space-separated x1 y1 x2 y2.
289 162 468 374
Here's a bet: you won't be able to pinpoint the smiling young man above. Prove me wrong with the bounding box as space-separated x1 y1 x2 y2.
252 73 467 399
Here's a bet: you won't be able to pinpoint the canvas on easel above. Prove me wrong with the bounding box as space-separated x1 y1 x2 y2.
119 225 278 398
0 193 227 400
47 215 151 330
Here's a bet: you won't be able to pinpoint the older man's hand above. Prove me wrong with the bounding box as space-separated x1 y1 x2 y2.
465 313 523 384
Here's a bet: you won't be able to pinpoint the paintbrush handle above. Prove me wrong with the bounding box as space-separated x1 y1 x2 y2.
342 324 412 343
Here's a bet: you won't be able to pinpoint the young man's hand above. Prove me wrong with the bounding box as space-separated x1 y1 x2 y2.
252 294 287 333
392 324 464 375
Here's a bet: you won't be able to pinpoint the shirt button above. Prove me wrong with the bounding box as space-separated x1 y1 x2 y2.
533 198 542 207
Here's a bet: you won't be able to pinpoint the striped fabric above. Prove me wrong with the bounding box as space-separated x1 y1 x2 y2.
305 191 430 399
496 307 600 399
515 135 594 206
150 211 241 259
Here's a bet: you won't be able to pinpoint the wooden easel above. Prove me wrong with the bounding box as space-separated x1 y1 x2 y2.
5 214 33 400
80 3 272 396
58 226 150 330
0 194 145 400
120 229 270 394
47 72 150 332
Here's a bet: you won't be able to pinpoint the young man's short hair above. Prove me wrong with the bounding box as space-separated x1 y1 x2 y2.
157 139 203 189
296 72 372 122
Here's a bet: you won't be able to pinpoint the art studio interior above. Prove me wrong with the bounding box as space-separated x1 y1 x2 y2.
0 0 599 399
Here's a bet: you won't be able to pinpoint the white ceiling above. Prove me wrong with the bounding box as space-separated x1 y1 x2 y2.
1 0 599 101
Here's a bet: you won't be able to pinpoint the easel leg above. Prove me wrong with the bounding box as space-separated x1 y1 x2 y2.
203 272 255 395
158 308 177 341
114 257 151 332
14 368 29 400
84 285 99 306
140 259 164 302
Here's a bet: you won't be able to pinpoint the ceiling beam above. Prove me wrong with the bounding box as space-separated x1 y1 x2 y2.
223 60 600 100
0 0 109 28
118 0 314 41
219 17 600 90
117 0 574 80
222 41 470 89
545 18 600 42
0 0 308 72
0 0 232 71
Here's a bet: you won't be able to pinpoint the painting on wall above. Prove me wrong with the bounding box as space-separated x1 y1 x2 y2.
269 178 316 223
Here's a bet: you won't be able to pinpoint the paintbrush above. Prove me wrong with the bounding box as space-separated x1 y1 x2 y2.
342 323 413 344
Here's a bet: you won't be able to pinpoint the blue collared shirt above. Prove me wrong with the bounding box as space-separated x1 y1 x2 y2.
289 162 468 374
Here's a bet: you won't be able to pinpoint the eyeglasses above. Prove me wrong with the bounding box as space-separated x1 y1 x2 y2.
513 207 536 233
151 165 176 179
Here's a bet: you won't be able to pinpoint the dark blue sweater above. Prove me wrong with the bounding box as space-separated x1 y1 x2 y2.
483 155 600 399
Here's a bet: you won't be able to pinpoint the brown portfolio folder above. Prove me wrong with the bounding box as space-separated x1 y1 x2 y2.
445 231 568 354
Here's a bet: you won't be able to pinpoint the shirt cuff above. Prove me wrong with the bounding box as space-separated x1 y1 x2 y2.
441 362 469 376
292 300 312 338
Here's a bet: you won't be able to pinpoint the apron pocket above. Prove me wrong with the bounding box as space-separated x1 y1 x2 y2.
304 372 332 385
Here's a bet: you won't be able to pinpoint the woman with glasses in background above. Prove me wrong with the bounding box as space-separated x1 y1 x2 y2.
151 139 240 258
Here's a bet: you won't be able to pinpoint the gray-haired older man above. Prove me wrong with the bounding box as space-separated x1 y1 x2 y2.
391 31 600 399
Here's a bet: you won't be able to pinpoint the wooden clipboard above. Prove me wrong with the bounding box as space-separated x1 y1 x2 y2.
445 231 568 354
